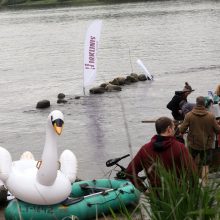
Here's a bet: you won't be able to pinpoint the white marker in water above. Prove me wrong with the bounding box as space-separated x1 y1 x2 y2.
136 59 153 80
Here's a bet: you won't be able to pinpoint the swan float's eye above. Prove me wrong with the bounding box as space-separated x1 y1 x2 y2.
52 119 64 135
52 119 64 127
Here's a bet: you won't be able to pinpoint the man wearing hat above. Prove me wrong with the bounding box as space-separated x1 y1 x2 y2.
167 82 195 121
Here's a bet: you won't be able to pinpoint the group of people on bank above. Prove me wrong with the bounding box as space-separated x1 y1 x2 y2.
124 83 220 189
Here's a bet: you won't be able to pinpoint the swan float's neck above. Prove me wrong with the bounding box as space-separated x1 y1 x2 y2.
37 122 58 186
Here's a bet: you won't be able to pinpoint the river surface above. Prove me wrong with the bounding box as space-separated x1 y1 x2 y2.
0 0 220 180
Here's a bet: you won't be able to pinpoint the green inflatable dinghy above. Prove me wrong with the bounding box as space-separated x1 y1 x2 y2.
5 179 140 220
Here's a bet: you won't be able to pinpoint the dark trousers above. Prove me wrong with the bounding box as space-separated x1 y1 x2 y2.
189 147 212 166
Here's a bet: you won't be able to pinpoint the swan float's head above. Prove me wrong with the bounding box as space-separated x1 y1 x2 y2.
49 110 64 136
36 110 65 187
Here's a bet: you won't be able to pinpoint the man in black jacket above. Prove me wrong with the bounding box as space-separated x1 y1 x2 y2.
167 82 194 121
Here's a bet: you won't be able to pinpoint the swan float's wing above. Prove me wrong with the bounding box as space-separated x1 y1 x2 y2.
0 147 12 182
20 151 35 160
60 150 78 183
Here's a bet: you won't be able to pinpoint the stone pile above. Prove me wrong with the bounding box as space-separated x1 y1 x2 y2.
35 73 151 108
89 73 150 94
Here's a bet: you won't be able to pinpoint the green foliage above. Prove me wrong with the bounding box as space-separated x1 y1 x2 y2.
107 201 145 220
143 163 220 220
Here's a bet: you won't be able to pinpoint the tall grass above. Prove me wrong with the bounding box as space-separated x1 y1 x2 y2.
143 163 220 220
107 163 220 220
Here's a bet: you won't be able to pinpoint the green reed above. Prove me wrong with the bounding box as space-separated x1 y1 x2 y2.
107 163 220 220
143 163 220 220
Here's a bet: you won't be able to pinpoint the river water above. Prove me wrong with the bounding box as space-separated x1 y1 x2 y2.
0 0 220 180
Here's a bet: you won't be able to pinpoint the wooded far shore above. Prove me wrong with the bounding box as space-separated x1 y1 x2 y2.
0 0 146 9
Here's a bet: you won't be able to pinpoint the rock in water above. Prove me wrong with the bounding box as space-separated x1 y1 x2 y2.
138 74 147 81
57 99 67 104
57 93 65 99
36 100 50 109
89 87 106 94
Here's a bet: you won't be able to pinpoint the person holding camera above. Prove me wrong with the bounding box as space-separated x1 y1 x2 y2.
167 82 194 121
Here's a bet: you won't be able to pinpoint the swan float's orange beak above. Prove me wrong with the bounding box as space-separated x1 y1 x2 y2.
53 119 64 135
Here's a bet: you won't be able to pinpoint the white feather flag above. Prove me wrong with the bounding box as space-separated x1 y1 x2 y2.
83 20 102 88
136 59 153 80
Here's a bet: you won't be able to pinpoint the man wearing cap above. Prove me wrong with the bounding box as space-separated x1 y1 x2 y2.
167 82 195 121
179 96 220 185
179 100 196 117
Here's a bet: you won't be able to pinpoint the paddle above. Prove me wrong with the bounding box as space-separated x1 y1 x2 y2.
62 197 84 206
63 155 132 207
141 120 156 123
62 188 116 206
142 120 183 126
80 183 111 193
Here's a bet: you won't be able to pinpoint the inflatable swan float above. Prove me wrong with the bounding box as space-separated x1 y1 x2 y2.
0 110 77 205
